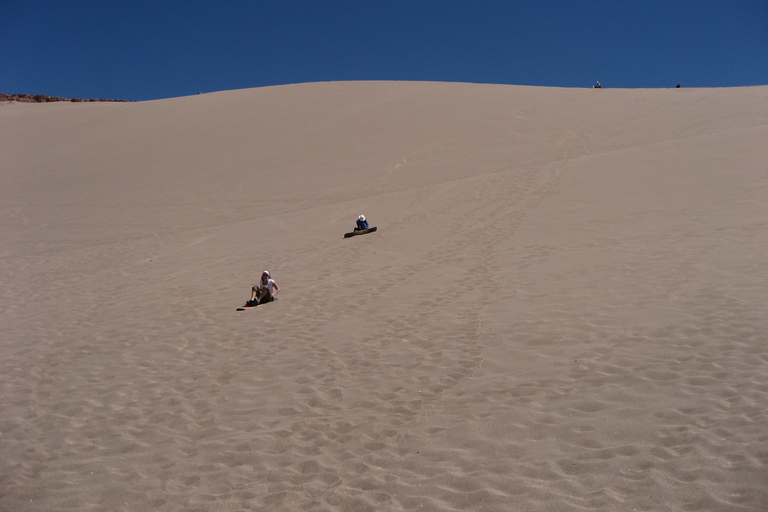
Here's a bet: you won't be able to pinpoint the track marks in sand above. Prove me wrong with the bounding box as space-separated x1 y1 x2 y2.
202 166 553 510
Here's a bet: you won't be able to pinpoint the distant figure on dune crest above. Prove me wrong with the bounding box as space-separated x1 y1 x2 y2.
355 214 369 231
594 81 602 89
247 270 279 306
676 83 682 88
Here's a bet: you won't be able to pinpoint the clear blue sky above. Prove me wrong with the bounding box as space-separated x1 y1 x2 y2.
2 0 766 101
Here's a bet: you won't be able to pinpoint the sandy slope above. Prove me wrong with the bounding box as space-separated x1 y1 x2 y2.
1 82 767 511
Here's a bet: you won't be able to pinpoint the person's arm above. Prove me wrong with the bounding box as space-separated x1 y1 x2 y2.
271 281 279 297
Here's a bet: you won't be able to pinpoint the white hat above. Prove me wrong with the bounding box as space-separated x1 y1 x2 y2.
359 215 365 221
263 270 270 276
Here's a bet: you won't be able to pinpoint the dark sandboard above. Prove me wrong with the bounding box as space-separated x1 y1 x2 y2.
236 297 277 311
344 226 377 238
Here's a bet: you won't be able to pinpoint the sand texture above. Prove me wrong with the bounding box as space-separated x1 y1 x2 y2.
1 82 767 511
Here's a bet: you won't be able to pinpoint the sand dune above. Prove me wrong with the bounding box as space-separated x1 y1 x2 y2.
1 82 767 511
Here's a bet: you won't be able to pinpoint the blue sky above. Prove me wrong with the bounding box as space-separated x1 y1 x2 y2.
1 1 767 101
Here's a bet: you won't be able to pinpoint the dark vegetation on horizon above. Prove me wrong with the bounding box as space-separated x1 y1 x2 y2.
0 93 133 103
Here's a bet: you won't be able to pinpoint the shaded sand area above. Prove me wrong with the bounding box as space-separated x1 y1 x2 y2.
1 82 767 511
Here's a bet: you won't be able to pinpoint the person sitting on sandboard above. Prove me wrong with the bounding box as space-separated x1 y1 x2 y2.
355 214 369 231
246 270 279 306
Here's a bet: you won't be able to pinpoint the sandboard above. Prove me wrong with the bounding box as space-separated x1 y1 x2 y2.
236 297 277 311
344 226 377 238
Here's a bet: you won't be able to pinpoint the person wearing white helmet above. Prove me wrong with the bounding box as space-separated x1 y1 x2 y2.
355 214 369 231
248 270 279 306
